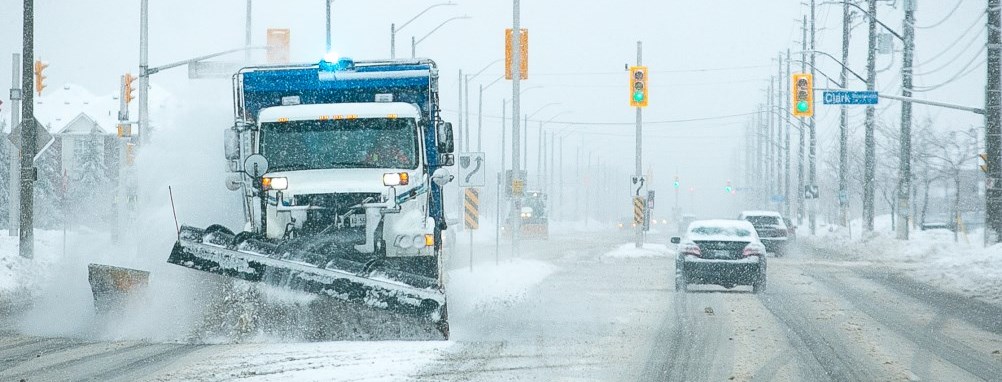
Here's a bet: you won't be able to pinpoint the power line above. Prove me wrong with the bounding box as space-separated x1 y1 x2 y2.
914 43 986 76
529 64 772 77
914 1 965 29
913 11 985 69
444 109 765 126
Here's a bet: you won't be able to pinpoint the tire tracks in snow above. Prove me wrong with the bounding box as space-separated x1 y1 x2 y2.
757 282 885 381
810 269 1002 381
640 291 734 381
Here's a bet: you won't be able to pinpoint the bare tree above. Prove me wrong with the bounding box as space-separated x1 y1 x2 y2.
927 127 979 242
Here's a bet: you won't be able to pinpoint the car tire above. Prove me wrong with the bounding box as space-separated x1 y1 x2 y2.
753 269 767 294
674 265 687 293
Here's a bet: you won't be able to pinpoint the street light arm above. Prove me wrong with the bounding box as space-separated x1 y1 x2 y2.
415 16 471 45
469 59 502 82
819 1 903 41
791 59 846 88
793 50 866 84
527 102 561 120
397 2 455 32
482 74 505 91
145 46 267 76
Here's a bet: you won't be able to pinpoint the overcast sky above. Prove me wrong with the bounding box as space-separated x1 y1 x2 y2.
0 0 988 219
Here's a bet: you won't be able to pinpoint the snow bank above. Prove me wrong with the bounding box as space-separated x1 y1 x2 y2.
806 214 1002 304
603 242 673 259
446 258 556 314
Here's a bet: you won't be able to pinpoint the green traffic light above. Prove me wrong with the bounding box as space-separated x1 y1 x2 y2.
797 100 809 112
673 181 680 189
633 91 645 102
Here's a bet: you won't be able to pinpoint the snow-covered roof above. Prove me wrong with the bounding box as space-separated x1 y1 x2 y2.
258 102 422 123
30 82 172 135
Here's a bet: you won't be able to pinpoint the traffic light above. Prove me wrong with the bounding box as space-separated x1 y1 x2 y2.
629 66 648 107
981 153 989 173
791 73 813 117
673 175 680 190
123 73 136 104
33 59 48 97
724 180 733 193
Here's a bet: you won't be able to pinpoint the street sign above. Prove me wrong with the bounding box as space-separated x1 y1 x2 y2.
8 118 54 161
188 61 244 79
804 185 820 200
458 152 486 187
505 169 527 197
464 188 480 230
823 90 879 105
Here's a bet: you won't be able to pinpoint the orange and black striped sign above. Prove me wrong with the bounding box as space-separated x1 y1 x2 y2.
464 188 480 230
633 196 644 225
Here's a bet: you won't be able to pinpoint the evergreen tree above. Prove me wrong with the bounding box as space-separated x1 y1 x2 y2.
70 131 111 228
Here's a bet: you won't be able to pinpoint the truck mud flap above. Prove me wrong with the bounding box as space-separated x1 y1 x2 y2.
168 225 448 339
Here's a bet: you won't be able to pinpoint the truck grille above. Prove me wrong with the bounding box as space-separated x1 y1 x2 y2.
294 193 381 235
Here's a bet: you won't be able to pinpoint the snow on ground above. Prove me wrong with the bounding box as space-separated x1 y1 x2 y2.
446 258 556 315
806 214 1002 305
152 341 450 382
602 242 673 259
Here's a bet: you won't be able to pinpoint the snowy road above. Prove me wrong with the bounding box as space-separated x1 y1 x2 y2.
1 231 1002 381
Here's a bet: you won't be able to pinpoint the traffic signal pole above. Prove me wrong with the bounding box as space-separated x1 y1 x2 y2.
839 0 851 230
8 53 20 237
809 0 818 235
19 0 35 259
635 41 643 248
511 0 522 257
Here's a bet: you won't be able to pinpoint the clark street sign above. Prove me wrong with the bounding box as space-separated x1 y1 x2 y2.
823 90 878 105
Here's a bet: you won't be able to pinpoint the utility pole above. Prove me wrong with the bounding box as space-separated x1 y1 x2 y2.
769 79 777 202
776 52 783 214
457 69 463 233
463 75 471 152
799 16 807 224
634 41 643 248
863 0 878 232
986 0 1002 245
245 0 252 62
839 0 852 229
138 0 150 145
897 0 915 240
8 53 20 237
19 0 36 259
536 122 542 188
325 0 332 53
511 0 522 256
497 99 506 263
784 49 792 219
809 0 818 235
523 114 528 173
477 84 484 151
757 105 765 207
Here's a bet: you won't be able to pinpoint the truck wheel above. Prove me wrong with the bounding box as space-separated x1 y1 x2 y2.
205 224 234 236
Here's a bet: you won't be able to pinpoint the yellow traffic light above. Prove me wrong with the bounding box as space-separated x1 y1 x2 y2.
792 73 813 117
629 66 648 108
123 73 136 104
34 60 48 97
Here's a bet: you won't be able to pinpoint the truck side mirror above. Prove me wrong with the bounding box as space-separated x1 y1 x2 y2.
438 153 455 167
224 129 240 160
437 122 455 154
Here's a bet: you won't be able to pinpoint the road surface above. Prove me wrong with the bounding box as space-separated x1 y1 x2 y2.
1 229 1001 381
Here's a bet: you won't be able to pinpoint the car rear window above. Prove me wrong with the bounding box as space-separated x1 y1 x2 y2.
689 226 753 238
745 216 781 227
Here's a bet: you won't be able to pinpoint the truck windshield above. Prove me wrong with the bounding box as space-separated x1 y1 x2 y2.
260 118 419 171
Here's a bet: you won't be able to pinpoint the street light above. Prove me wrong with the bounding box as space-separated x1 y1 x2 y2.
465 59 502 151
391 2 456 59
411 16 471 58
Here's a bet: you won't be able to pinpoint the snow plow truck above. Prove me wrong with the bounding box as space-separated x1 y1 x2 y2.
167 57 456 339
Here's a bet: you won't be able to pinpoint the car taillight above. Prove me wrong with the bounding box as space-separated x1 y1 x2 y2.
743 244 765 257
681 243 701 257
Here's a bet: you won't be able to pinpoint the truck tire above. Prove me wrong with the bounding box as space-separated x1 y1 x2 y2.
205 224 235 236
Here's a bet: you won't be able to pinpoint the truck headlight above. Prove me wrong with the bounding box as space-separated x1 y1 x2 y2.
412 235 426 248
262 176 288 190
382 172 409 186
